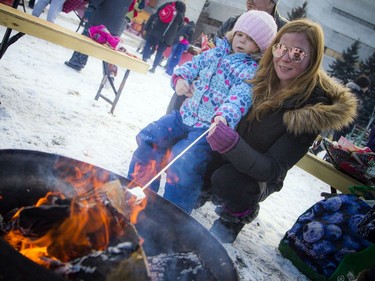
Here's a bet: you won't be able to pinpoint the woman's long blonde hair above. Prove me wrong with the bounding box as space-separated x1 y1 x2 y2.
248 19 326 121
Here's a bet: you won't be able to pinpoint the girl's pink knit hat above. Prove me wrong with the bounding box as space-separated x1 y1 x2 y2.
232 10 277 53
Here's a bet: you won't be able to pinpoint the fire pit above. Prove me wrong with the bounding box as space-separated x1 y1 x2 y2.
0 149 239 281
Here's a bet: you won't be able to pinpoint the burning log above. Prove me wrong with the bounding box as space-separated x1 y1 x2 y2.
0 180 150 280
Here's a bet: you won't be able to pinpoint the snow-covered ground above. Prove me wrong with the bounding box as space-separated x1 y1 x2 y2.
0 7 334 280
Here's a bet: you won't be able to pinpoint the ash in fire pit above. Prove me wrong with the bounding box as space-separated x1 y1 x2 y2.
148 252 217 280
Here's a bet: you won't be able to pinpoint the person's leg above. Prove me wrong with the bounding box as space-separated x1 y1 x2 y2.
28 0 36 8
166 44 184 75
65 51 89 71
31 0 50 17
46 0 65 22
212 164 262 211
208 164 269 243
142 36 157 62
136 39 145 53
163 128 213 214
150 41 167 72
194 153 227 208
164 44 175 70
165 92 187 114
127 111 187 193
65 29 89 70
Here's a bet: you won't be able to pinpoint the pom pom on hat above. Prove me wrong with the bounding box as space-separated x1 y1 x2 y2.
232 10 277 53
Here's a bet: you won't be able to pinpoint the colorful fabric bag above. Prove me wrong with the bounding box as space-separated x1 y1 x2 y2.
62 0 89 14
279 193 375 281
323 138 375 186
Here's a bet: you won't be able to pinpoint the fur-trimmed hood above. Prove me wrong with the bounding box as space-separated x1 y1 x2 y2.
283 73 358 135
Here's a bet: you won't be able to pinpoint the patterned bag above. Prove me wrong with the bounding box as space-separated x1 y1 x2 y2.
323 138 375 186
279 193 375 281
357 204 375 243
62 0 89 14
0 0 15 6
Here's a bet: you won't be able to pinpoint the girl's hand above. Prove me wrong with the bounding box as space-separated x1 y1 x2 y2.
175 79 193 97
208 116 227 137
213 116 227 126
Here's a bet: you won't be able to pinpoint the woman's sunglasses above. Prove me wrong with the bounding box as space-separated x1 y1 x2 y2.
272 43 309 63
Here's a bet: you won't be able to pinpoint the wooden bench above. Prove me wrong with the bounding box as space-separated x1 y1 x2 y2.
296 152 365 194
0 3 149 112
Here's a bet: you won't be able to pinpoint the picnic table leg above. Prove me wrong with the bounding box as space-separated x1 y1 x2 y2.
0 0 22 59
110 69 130 114
94 62 130 114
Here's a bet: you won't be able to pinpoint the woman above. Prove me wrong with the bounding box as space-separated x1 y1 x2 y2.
202 19 358 243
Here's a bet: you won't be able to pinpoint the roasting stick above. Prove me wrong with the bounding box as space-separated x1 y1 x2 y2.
128 124 217 204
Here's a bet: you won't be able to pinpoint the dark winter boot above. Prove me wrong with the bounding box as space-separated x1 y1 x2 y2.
65 51 88 71
210 219 245 243
194 188 213 209
210 203 260 243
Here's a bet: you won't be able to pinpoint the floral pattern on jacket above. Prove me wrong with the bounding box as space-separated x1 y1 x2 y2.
173 38 258 129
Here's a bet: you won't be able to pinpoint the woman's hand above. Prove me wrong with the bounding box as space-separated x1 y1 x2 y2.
175 79 193 97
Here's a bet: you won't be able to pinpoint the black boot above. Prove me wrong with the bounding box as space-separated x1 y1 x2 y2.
65 51 88 71
194 188 213 209
210 203 260 243
210 219 245 243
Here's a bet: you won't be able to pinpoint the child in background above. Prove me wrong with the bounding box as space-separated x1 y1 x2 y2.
127 10 277 213
165 35 190 75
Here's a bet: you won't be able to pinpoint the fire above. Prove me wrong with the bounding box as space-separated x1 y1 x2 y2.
129 160 159 189
2 158 147 268
128 147 173 190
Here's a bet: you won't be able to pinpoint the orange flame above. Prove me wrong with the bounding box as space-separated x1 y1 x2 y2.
3 158 147 267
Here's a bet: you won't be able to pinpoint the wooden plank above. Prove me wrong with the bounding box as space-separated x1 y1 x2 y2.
0 3 149 74
296 152 363 194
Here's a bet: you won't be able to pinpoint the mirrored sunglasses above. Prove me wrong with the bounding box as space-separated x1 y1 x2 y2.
272 43 309 63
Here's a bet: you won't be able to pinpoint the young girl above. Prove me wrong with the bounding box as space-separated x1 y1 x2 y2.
127 10 277 213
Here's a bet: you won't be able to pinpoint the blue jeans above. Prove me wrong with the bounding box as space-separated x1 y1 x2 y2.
32 0 66 23
127 111 213 213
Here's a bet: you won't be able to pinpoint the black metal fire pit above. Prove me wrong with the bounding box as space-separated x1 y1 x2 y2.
0 149 239 281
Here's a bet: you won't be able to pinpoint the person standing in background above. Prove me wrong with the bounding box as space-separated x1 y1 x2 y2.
32 0 67 23
136 12 157 53
142 1 186 73
165 18 195 76
64 0 133 72
216 0 287 39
